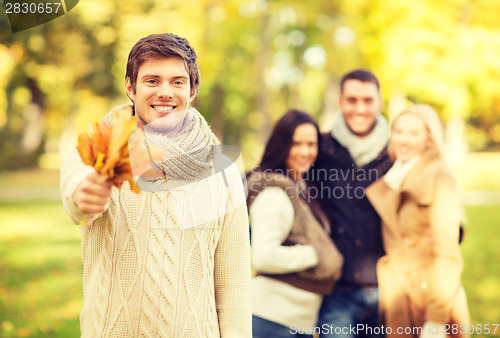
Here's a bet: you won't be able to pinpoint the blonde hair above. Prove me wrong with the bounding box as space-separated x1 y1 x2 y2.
388 104 445 162
389 104 465 222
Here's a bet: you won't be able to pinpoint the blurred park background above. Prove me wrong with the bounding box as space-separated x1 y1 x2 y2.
0 0 499 336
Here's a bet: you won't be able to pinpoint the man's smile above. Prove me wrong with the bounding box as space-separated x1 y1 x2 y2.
152 105 175 112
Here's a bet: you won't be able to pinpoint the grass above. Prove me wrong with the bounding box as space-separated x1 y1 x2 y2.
0 200 82 337
460 205 500 331
0 151 498 337
1 201 499 337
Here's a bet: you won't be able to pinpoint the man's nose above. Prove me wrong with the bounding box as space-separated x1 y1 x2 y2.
156 83 174 99
354 101 367 113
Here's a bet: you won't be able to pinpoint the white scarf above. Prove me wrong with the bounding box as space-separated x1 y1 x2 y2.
330 112 389 167
383 155 420 191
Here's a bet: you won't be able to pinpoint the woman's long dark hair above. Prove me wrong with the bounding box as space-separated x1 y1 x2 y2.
257 109 321 173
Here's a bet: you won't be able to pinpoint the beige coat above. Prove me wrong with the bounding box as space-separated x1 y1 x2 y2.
366 151 469 337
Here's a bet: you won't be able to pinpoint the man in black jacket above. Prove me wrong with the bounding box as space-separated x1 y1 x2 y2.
310 69 393 337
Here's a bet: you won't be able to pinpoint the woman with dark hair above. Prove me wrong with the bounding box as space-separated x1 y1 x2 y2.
247 110 343 337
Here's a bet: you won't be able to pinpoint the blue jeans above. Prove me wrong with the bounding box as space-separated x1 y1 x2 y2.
318 285 381 338
252 315 313 338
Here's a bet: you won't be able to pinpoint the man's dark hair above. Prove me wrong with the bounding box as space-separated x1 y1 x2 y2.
258 109 321 173
340 69 380 94
126 33 200 97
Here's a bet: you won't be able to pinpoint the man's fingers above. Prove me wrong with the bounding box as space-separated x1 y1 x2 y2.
77 200 110 214
73 191 110 214
80 175 112 197
73 172 113 214
86 172 112 187
78 187 110 205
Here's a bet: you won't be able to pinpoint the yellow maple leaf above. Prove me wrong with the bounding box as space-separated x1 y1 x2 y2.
77 105 140 194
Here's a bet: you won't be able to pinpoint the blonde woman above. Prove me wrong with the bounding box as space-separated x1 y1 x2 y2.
366 104 470 338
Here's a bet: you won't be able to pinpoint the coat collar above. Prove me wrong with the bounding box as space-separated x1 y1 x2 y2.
399 149 444 205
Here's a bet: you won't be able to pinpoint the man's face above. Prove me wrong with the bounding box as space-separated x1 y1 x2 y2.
126 56 195 131
338 79 383 137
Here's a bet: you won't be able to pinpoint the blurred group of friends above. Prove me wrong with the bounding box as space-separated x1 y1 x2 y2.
248 70 469 338
60 33 469 337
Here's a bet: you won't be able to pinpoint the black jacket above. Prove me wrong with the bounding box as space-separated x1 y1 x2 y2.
307 133 393 287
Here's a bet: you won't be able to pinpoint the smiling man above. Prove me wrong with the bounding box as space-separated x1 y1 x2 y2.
60 33 251 337
125 43 195 131
310 70 393 337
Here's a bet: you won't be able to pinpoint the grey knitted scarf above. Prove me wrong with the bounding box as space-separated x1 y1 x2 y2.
104 106 220 191
331 112 389 167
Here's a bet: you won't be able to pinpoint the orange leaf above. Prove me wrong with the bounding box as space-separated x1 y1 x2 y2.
77 133 95 166
76 106 139 194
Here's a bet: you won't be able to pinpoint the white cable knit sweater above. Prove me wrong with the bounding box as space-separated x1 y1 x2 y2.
60 118 251 337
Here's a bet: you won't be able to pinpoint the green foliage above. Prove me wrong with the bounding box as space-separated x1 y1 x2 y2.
1 0 500 171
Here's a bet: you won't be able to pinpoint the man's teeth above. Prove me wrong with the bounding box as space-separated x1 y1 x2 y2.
154 106 173 112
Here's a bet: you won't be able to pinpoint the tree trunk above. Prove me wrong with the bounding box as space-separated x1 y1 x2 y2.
256 5 272 140
319 76 339 132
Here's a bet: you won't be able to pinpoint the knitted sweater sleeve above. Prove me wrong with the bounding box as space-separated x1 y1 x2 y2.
60 147 95 225
250 187 318 274
214 164 252 338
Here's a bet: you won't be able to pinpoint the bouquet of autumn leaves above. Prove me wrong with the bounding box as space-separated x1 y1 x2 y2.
76 106 140 224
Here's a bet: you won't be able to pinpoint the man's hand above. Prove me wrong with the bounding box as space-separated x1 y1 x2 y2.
72 172 112 214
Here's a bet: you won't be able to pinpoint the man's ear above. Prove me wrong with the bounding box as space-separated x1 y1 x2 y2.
125 77 136 102
337 94 346 110
378 96 384 113
189 89 197 103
